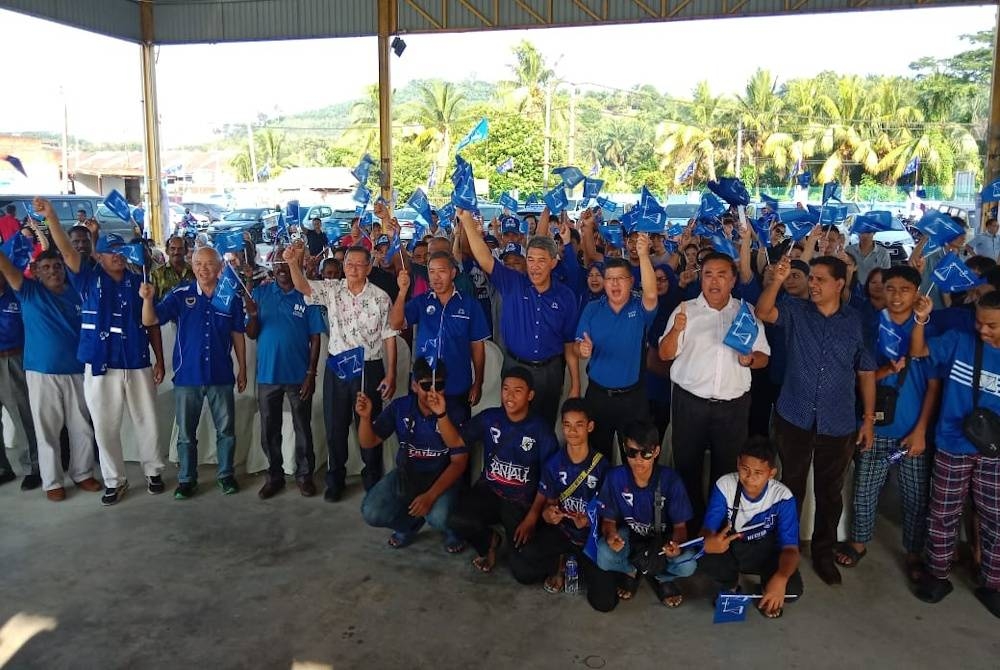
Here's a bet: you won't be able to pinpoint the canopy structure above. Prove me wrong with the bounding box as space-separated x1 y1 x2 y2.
2 0 998 238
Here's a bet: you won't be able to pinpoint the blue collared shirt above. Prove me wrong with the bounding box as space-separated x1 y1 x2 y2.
69 265 150 372
775 298 875 436
251 282 325 385
489 263 578 361
0 286 23 351
404 289 490 396
155 282 245 386
15 279 83 374
576 295 656 388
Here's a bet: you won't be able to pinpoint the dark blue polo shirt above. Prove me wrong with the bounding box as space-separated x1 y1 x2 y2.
155 282 245 387
15 279 83 374
0 286 23 351
373 394 469 473
69 265 150 373
405 289 490 396
489 262 578 362
576 295 656 388
598 464 693 537
251 282 325 385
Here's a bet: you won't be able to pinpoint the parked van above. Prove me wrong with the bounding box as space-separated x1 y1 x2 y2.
0 194 137 238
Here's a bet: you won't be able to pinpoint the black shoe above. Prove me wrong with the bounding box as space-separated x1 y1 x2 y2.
217 476 239 495
974 587 1000 618
101 482 129 506
323 487 342 503
20 474 42 491
914 576 953 603
174 482 197 500
146 475 165 495
813 558 842 585
0 470 16 486
258 479 285 500
298 479 317 497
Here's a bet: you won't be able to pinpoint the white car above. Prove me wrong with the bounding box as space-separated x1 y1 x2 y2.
169 204 209 230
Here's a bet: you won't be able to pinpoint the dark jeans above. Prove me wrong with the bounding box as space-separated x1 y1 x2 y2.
585 383 651 463
748 369 780 438
699 538 804 596
361 468 458 535
257 383 315 482
447 481 535 581
517 523 619 612
670 385 750 532
323 358 385 492
503 353 564 429
774 413 855 562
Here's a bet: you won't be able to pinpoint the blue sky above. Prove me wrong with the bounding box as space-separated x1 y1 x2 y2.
0 4 995 147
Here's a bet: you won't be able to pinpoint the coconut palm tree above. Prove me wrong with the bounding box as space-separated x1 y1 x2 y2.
654 81 735 183
735 69 784 182
342 84 382 154
499 40 554 115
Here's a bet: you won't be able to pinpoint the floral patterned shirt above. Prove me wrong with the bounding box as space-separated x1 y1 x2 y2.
306 278 398 359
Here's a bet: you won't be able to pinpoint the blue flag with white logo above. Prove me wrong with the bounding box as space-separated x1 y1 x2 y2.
104 189 132 223
599 225 624 249
710 232 739 262
582 178 604 199
932 252 985 294
386 234 402 260
723 300 758 355
438 203 456 226
820 204 849 224
553 166 585 189
353 184 371 206
543 185 569 216
707 178 750 207
761 194 778 212
714 593 753 624
496 157 514 174
500 192 519 213
877 309 906 361
676 160 696 184
781 212 816 242
582 498 604 562
351 153 376 185
981 175 1000 204
328 345 364 381
698 192 727 222
455 117 488 153
821 182 842 204
851 211 902 235
902 156 920 177
407 188 433 226
213 231 245 256
115 242 146 268
211 264 242 312
450 155 478 211
693 218 720 238
915 210 965 249
22 201 43 222
0 232 33 271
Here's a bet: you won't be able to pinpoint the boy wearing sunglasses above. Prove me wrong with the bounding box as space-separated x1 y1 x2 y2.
356 359 469 552
595 421 696 608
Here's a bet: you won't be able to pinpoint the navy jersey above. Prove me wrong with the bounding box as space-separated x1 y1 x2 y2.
373 394 469 473
539 448 609 545
598 465 693 537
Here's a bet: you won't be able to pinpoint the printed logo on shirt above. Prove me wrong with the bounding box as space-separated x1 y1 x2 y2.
563 496 587 514
551 302 559 310
740 514 778 542
426 304 437 315
292 303 306 318
621 491 634 507
586 475 599 489
627 310 637 318
486 457 530 486
489 426 502 444
404 442 447 460
558 471 568 486
952 359 1000 398
402 416 415 434
2 301 19 313
185 297 197 308
625 518 652 536
520 436 535 452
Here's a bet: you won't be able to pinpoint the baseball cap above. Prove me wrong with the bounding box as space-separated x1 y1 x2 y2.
95 233 126 253
499 243 524 259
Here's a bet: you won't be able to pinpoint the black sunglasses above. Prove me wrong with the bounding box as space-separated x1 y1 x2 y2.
418 379 446 392
625 447 656 461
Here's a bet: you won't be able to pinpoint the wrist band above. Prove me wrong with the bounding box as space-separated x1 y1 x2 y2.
914 314 930 325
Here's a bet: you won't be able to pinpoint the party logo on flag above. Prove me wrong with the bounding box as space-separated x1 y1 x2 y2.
328 346 365 381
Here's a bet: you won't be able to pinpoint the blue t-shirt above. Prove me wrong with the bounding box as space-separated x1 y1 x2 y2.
598 464 693 537
68 265 150 372
870 313 940 439
703 473 799 548
576 295 656 389
0 286 23 351
15 279 84 374
251 282 325 385
538 448 609 546
405 289 490 396
461 407 559 506
373 394 469 473
929 330 1000 456
155 282 245 386
489 263 578 362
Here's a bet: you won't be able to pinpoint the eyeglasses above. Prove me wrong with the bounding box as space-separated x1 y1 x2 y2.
418 379 446 392
625 447 656 460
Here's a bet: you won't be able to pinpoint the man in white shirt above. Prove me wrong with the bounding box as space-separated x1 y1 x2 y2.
966 217 1000 259
658 252 770 531
845 231 891 285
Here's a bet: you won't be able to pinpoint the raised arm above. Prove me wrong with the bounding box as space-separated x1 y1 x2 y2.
636 233 657 311
282 243 312 296
389 269 410 331
536 206 551 239
909 295 932 358
0 249 24 291
459 208 495 275
36 197 81 273
756 255 788 324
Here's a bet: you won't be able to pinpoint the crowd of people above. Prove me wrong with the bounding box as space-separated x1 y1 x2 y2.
1 193 999 620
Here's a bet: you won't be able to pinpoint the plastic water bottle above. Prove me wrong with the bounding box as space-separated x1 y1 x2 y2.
564 556 579 594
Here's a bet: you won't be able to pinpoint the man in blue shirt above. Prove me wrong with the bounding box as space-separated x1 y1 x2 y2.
245 252 325 498
595 421 696 609
447 367 559 579
140 247 247 499
459 208 580 428
909 290 1000 617
757 255 876 585
700 437 803 619
358 359 469 551
0 248 99 501
390 250 490 423
576 234 658 461
44 198 166 506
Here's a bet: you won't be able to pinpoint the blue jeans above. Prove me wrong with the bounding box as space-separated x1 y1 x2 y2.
361 468 457 535
595 527 699 582
174 384 235 484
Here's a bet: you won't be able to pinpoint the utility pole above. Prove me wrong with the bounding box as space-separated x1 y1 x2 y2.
246 121 258 184
568 87 577 166
60 86 70 194
543 82 553 187
735 119 743 177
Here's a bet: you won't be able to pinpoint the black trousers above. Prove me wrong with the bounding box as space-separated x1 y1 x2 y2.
699 539 804 596
258 382 315 482
748 369 780 438
503 353 564 429
323 359 385 492
774 413 855 562
516 523 619 612
585 383 651 462
670 386 750 532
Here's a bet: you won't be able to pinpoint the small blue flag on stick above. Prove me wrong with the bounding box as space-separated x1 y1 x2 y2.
3 155 27 177
931 252 985 294
213 231 245 256
352 154 376 184
877 310 906 360
707 178 750 207
0 233 33 271
328 346 364 382
713 594 753 624
104 189 132 223
543 185 569 216
499 192 519 213
723 300 759 355
211 264 243 312
455 118 488 153
496 157 515 174
553 166 586 189
582 178 604 199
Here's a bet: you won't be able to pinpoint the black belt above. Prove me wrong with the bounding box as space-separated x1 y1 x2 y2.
588 380 641 397
510 353 563 368
676 385 746 404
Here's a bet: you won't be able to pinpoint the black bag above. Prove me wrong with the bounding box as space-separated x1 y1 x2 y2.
872 359 909 427
628 468 667 576
962 338 1000 458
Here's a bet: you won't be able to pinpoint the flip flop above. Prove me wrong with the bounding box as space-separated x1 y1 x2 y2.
834 542 867 568
388 531 417 549
444 533 467 554
543 574 564 594
472 531 501 573
651 578 683 608
617 573 640 600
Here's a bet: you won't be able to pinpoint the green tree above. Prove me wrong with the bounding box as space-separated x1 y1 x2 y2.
499 40 554 115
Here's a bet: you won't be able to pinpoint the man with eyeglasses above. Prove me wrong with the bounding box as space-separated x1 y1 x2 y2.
575 234 659 461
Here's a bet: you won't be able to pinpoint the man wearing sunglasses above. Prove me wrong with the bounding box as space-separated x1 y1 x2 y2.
356 359 469 551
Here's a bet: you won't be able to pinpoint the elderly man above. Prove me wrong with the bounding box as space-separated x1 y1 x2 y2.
459 208 579 427
151 235 195 298
846 229 891 285
285 242 398 501
141 247 247 499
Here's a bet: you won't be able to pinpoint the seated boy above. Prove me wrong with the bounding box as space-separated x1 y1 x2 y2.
357 359 468 551
699 436 803 619
595 421 697 608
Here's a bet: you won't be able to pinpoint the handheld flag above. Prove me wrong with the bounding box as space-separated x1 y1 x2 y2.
451 155 478 211
427 163 438 189
386 234 402 260
877 310 906 360
781 209 817 242
328 346 364 382
761 194 778 212
23 202 44 222
931 252 985 293
499 192 519 213
821 182 842 204
596 196 618 219
902 156 920 177
211 264 242 312
543 185 569 216
553 166 586 189
524 193 541 207
820 204 849 224
915 211 964 250
496 157 515 174
707 178 750 207
407 188 433 226
275 212 289 241
635 187 666 234
582 178 604 199
619 207 639 235
353 184 371 206
713 594 753 624
455 117 488 153
698 192 727 222
2 155 27 177
796 171 812 187
723 301 759 355
351 154 376 184
115 242 146 267
981 175 1000 204
598 225 624 249
676 160 696 184
693 218 720 238
582 498 604 562
213 231 245 256
710 232 739 262
0 233 33 271
104 189 132 223
438 203 456 226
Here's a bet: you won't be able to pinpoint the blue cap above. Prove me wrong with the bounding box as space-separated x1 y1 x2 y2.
499 243 524 259
374 235 390 248
95 233 126 253
484 235 500 247
500 215 520 234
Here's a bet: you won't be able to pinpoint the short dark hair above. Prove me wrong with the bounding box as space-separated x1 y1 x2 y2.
700 252 738 276
621 420 659 450
69 225 91 238
738 436 778 469
560 397 591 420
983 266 1000 292
810 255 848 283
881 265 922 288
33 248 62 264
413 357 446 382
427 250 458 271
344 245 371 264
978 290 1000 310
966 255 997 277
319 257 341 272
502 366 534 390
412 240 428 252
603 257 632 276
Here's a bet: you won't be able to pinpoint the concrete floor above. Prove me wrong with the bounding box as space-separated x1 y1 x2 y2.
2 463 999 670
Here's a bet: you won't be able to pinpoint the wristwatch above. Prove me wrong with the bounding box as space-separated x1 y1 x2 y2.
433 411 447 419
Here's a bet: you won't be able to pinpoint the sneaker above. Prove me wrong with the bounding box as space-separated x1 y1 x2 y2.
101 481 129 506
21 473 42 491
174 482 197 500
0 470 16 486
146 475 165 495
217 476 239 495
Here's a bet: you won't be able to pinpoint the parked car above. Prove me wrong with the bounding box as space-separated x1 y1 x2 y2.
208 208 279 243
182 201 229 224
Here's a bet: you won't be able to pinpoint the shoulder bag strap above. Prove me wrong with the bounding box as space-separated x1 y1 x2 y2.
729 480 744 532
557 452 604 503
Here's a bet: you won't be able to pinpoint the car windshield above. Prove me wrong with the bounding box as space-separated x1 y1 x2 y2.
224 211 258 221
664 204 699 219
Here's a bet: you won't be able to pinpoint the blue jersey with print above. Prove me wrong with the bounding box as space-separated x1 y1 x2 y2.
598 464 693 536
929 330 1000 456
15 279 83 374
703 473 799 548
539 447 609 546
373 394 469 473
68 265 150 372
155 282 245 386
251 282 325 385
576 295 656 388
870 314 940 439
0 286 23 351
489 262 578 362
461 407 558 506
405 290 490 396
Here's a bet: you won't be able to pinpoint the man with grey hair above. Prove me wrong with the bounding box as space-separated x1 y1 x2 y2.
459 208 579 427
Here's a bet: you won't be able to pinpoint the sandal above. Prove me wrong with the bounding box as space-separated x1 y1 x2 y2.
472 530 501 573
388 530 417 549
651 578 683 608
543 574 565 594
616 573 640 600
444 533 467 554
834 542 867 568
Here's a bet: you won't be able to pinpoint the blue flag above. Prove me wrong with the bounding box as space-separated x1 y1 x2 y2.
553 166 585 189
104 189 132 223
22 202 43 222
676 160 696 184
0 233 32 271
524 193 540 206
451 155 478 211
598 225 624 249
932 252 985 293
821 182 842 204
496 157 514 174
981 176 1000 204
455 117 488 153
915 211 964 249
328 345 365 381
407 188 433 226
543 185 569 216
851 211 902 234
877 310 906 360
386 234 402 260
761 194 778 212
353 184 372 206
275 212 289 241
693 218 720 238
211 264 242 312
820 204 849 224
427 163 437 189
213 231 245 256
714 593 753 624
710 232 739 262
698 192 727 222
351 153 376 184
582 498 604 562
596 196 618 217
902 156 920 177
707 178 750 206
635 189 666 234
3 155 27 177
781 209 817 242
115 242 146 267
796 171 812 187
582 178 604 199
438 203 456 226
499 192 519 213
620 207 639 235
753 213 777 247
723 300 759 355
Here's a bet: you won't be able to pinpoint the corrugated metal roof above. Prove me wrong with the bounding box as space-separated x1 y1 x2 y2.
0 0 141 41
